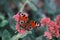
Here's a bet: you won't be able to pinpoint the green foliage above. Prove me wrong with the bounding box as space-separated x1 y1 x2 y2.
0 13 8 27
2 30 11 40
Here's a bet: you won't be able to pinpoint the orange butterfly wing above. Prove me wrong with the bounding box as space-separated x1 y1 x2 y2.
30 20 37 28
20 14 28 23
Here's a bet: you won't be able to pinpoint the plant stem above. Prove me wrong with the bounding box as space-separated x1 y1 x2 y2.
19 0 30 13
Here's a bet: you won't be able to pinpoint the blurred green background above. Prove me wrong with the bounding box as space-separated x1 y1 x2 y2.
0 0 60 40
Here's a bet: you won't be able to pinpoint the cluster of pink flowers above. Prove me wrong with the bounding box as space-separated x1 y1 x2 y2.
40 17 51 27
44 31 52 39
41 15 60 39
13 12 28 35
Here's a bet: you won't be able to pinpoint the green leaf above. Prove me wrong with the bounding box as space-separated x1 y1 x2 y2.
2 30 11 40
0 13 8 27
30 0 38 5
0 20 8 27
58 37 60 40
28 2 37 11
36 35 47 40
0 13 5 20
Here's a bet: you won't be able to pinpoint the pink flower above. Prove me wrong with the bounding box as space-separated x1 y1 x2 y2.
47 21 56 27
48 26 55 34
55 29 60 38
46 21 60 38
40 17 51 27
15 23 20 30
44 31 52 39
56 15 60 21
20 29 25 35
55 15 60 28
15 23 25 35
17 29 25 35
13 12 20 22
41 15 60 39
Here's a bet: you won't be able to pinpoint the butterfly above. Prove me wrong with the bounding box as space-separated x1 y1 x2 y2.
19 12 39 30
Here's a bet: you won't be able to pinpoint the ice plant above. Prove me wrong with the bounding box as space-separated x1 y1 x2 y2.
44 31 52 39
13 12 20 22
15 23 25 35
48 21 60 38
40 17 51 27
55 15 60 28
55 15 60 37
41 16 60 39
